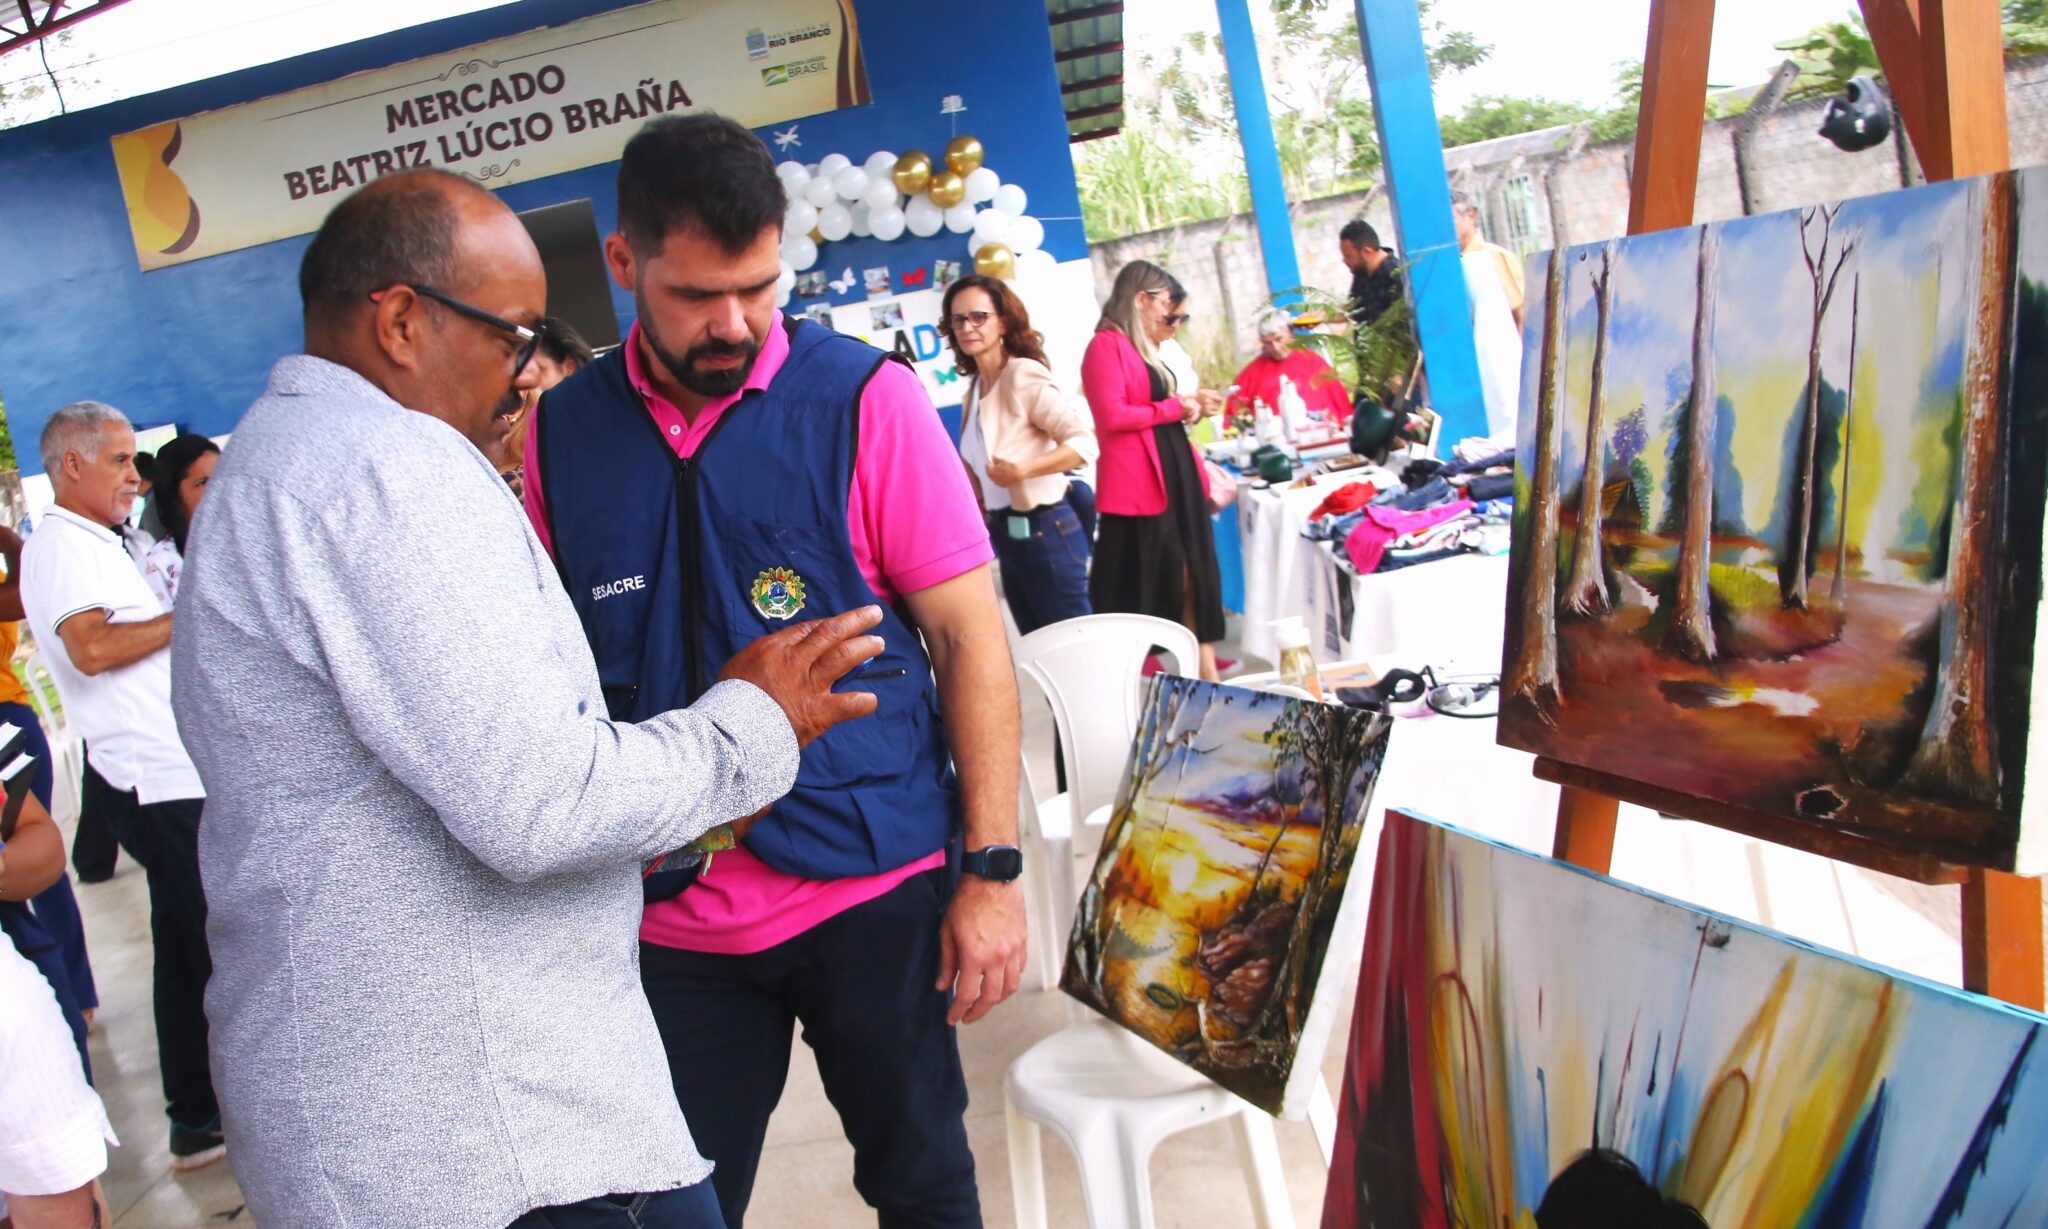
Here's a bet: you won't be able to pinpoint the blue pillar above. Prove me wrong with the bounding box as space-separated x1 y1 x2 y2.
1214 0 1302 303
1353 0 1488 443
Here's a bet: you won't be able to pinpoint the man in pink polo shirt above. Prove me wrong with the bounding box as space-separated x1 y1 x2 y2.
525 115 1024 1228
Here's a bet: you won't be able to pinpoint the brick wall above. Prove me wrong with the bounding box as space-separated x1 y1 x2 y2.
1091 56 2048 367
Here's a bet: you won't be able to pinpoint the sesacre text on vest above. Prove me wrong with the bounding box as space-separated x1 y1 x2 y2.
592 575 647 602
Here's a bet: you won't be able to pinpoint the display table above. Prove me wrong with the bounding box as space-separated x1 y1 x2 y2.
1232 472 1509 672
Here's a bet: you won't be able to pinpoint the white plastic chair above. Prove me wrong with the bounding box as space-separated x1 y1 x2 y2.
21 650 81 826
1005 1017 1292 1229
1013 614 1201 987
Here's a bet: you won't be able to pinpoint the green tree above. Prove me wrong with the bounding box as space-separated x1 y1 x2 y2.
0 31 94 130
1777 2 2048 102
1438 95 1595 147
1076 0 1488 241
0 397 17 474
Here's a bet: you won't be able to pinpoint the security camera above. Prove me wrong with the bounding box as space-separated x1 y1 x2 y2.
1820 76 1892 152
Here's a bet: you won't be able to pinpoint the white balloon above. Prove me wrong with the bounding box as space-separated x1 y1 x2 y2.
832 166 869 201
905 196 945 237
776 158 806 179
777 261 797 294
870 205 907 241
1016 248 1058 279
1008 215 1045 253
782 234 818 271
784 199 818 234
805 162 820 177
965 166 1001 204
817 202 853 242
864 150 898 179
803 177 838 208
971 207 1013 249
992 183 1028 216
862 178 900 212
849 202 873 237
818 152 852 176
944 203 978 234
777 283 792 308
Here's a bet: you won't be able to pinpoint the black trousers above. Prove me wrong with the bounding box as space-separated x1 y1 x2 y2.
71 751 120 881
86 770 218 1128
640 869 979 1229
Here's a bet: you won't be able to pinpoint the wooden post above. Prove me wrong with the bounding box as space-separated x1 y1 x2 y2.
1554 0 1715 874
1624 0 1718 235
1964 870 2045 1009
1860 0 2039 1009
1551 786 1621 873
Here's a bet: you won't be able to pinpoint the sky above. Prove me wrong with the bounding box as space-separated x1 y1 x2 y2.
1129 0 1862 112
2 0 1863 127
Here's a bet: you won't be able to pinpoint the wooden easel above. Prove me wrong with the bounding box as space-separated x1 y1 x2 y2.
1547 0 2046 1010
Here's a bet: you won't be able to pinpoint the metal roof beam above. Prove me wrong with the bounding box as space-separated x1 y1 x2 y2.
0 0 132 59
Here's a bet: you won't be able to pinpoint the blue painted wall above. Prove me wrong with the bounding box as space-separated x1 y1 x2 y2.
0 0 1085 473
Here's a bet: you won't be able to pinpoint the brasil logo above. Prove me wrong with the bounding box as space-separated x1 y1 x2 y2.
750 567 807 620
761 64 789 86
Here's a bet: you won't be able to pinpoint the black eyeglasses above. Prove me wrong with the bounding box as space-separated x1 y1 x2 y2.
1165 312 1192 326
946 310 995 330
372 284 544 378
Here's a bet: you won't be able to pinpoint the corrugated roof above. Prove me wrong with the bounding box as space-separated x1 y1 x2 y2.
1047 0 1123 143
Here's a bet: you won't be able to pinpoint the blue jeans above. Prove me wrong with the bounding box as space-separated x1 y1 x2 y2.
991 501 1092 636
506 1181 725 1229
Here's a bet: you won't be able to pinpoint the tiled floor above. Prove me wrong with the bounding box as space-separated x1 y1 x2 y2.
63 616 2029 1227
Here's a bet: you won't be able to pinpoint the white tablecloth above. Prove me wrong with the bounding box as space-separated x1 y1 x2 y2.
1233 474 1510 673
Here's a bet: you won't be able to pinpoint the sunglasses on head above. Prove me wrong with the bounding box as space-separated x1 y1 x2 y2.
370 284 545 379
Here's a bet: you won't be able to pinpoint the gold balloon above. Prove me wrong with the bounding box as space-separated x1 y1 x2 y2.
945 134 985 176
809 227 825 244
892 150 933 196
927 170 966 208
974 242 1017 281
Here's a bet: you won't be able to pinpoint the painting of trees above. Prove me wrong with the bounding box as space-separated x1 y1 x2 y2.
1901 171 2017 805
1780 204 1858 610
1505 249 1567 713
1496 169 2048 872
1831 274 1861 608
1662 224 1721 663
1562 241 1619 618
1060 676 1390 1115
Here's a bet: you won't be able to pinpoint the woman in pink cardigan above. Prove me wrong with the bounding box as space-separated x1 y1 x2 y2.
1082 261 1226 680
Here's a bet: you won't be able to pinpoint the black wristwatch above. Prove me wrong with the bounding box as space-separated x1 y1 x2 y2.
961 844 1024 882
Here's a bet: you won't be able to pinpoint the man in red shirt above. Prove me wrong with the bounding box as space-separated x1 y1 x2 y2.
1227 310 1353 433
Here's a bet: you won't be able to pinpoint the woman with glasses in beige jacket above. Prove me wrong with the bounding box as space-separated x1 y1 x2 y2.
941 274 1099 635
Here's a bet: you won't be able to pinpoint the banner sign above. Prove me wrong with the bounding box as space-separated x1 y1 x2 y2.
110 0 869 271
828 289 962 409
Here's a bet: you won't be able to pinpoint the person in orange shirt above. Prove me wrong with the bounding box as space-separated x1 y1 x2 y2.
0 519 99 1055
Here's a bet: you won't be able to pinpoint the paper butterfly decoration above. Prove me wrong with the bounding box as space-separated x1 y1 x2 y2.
829 267 856 295
900 268 929 289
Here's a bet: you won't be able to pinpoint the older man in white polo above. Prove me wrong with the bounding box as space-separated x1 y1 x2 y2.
20 400 223 1173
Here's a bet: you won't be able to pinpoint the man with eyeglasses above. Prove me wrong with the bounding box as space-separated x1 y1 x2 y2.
170 168 883 1229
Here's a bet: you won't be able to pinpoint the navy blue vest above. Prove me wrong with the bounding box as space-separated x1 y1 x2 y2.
535 318 959 881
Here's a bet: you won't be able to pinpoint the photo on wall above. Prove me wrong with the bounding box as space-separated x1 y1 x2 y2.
1499 168 2048 872
1322 809 2048 1228
1060 676 1391 1116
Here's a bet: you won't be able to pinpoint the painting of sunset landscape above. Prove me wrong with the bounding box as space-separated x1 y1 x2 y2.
1061 676 1391 1115
1499 168 2048 871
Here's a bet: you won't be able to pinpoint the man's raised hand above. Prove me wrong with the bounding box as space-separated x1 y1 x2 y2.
719 605 886 746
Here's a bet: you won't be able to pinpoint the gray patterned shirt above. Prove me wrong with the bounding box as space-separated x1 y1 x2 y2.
172 356 798 1229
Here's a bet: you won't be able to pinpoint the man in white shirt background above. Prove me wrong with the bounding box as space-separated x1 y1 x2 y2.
20 400 223 1174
